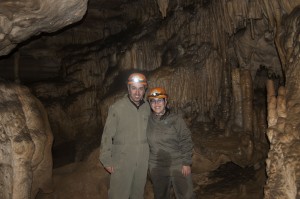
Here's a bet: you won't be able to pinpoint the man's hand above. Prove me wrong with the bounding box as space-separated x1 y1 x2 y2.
181 165 191 176
105 166 114 174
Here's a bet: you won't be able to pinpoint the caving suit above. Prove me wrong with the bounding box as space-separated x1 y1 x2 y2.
147 109 194 199
100 95 150 199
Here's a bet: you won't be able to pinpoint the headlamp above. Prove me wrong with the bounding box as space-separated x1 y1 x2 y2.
132 77 140 83
151 92 160 97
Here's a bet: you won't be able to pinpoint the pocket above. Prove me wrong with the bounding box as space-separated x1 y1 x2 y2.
112 145 124 169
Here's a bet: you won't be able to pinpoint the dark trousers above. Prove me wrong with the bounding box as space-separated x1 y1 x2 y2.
149 167 194 199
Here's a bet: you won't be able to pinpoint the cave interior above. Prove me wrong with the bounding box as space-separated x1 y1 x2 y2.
1 0 300 198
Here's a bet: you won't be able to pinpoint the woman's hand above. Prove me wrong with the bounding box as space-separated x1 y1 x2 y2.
181 165 191 176
105 166 114 174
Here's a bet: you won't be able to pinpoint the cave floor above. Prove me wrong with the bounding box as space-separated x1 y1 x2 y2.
49 121 266 199
190 122 266 199
147 161 266 199
193 162 265 199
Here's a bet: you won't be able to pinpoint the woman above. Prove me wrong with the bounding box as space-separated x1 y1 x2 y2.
147 87 194 199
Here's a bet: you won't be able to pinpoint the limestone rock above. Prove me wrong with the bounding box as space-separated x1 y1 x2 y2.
0 0 88 56
0 81 53 199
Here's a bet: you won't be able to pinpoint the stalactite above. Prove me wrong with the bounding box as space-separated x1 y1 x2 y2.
225 1 234 34
156 0 169 18
130 43 137 69
240 69 253 133
239 0 248 19
147 50 222 121
231 68 243 128
260 0 275 29
250 18 254 40
220 63 231 132
248 0 262 19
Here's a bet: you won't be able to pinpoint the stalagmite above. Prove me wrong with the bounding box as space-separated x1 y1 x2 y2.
277 86 287 118
265 79 297 199
266 79 278 127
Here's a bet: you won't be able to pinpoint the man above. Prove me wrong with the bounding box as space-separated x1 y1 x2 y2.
100 73 150 199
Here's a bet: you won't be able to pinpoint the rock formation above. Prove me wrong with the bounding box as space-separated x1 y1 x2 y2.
0 81 53 199
264 6 300 198
0 0 88 56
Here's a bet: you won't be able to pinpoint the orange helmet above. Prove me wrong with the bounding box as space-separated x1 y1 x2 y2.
148 87 168 99
127 73 147 86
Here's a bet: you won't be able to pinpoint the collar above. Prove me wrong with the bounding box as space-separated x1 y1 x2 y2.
152 107 170 120
127 95 145 109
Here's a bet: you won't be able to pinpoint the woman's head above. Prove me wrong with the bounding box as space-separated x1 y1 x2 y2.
148 87 168 115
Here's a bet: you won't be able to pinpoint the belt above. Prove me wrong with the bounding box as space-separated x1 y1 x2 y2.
113 139 147 145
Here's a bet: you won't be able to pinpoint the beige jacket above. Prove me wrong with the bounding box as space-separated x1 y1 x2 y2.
100 95 150 167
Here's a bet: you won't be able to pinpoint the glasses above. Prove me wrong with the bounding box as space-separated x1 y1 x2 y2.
150 99 165 104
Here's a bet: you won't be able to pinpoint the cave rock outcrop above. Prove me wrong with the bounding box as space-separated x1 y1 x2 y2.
0 81 53 199
0 0 88 56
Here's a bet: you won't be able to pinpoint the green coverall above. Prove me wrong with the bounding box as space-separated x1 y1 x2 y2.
147 109 194 199
100 95 150 199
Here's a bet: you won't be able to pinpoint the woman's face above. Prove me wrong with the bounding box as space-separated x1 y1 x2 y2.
149 98 167 115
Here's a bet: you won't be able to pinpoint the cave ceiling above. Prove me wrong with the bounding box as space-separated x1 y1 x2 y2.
0 0 88 56
0 0 294 84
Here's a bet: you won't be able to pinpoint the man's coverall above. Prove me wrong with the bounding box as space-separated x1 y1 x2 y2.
100 95 150 199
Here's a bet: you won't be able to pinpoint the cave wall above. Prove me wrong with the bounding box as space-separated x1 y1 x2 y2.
264 7 300 199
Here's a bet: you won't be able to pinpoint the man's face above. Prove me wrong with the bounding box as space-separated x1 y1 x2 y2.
128 83 146 104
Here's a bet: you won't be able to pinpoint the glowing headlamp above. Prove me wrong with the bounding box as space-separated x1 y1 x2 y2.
151 92 160 97
132 77 140 83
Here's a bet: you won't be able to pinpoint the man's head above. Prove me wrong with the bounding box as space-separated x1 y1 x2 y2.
127 73 147 105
